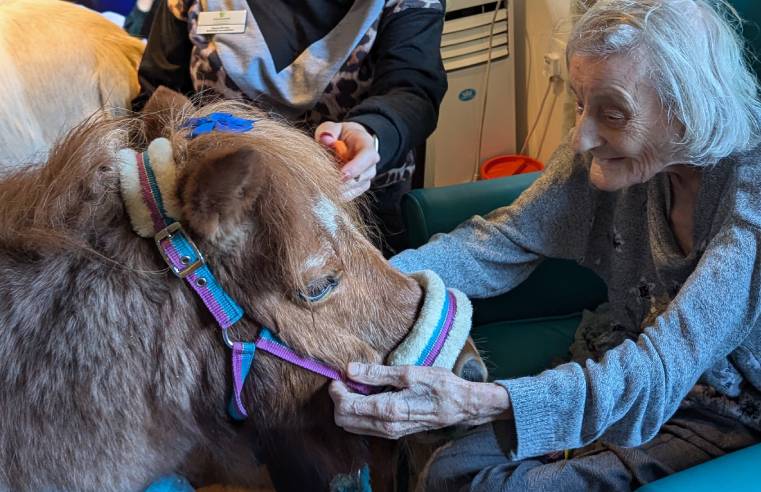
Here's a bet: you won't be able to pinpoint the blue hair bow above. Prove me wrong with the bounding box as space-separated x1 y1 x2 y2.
182 112 255 139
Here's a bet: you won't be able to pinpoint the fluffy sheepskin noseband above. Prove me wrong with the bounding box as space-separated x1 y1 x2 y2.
117 137 182 237
387 270 472 370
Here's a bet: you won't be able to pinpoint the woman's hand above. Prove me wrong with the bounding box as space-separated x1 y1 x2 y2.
315 121 380 201
329 362 511 440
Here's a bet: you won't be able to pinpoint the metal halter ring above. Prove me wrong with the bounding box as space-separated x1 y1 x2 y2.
222 328 235 349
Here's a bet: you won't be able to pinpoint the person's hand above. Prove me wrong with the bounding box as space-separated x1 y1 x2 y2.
315 121 380 201
329 363 511 440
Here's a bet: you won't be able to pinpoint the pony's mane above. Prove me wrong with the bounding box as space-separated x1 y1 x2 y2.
168 99 355 220
162 99 370 292
0 115 135 253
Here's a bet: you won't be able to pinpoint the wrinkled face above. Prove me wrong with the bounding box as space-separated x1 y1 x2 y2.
569 53 683 191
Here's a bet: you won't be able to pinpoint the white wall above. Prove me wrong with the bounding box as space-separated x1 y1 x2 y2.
513 0 576 164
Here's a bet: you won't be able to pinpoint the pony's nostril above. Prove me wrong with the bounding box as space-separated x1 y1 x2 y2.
458 358 488 383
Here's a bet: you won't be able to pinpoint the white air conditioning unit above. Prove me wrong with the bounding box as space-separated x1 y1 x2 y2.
424 0 517 187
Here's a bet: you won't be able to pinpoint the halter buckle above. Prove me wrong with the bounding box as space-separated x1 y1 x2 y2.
154 222 205 278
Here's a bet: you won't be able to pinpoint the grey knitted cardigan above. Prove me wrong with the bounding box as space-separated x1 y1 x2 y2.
390 143 761 459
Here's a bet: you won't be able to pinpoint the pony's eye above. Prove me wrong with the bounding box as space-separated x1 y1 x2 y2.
298 275 339 303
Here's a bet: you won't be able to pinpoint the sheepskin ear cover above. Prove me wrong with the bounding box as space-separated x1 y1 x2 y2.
118 137 183 238
386 270 472 370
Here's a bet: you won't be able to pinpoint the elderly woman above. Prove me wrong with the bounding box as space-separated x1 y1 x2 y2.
329 0 761 489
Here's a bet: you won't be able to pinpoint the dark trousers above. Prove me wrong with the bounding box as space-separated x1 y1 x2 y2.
419 407 760 492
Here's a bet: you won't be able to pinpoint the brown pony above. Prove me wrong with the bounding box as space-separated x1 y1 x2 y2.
0 91 427 491
0 0 143 167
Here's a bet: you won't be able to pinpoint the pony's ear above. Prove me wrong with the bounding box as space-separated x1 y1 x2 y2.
141 86 192 141
180 146 266 238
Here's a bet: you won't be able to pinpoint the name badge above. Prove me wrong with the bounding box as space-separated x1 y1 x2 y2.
196 10 247 34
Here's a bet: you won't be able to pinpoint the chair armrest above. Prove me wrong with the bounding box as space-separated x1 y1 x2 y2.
402 174 607 323
403 173 542 248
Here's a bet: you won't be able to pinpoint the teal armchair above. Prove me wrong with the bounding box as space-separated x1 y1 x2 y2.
401 173 761 491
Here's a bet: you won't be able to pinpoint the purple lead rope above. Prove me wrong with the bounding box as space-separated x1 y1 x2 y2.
255 328 375 395
252 289 458 396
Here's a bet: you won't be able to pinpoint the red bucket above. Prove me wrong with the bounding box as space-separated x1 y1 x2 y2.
480 154 544 180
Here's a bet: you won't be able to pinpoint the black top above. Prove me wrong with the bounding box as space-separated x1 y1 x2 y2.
135 0 447 174
249 0 355 72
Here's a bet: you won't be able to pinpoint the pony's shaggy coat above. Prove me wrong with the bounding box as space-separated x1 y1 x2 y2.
0 96 422 491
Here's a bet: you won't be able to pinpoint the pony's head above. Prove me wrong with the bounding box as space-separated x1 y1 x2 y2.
138 91 423 416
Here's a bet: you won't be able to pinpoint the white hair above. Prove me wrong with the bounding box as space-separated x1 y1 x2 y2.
568 0 761 164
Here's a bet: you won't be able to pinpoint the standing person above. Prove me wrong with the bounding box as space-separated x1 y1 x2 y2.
134 0 447 256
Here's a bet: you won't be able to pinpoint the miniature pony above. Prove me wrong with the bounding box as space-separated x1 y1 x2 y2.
0 90 427 490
